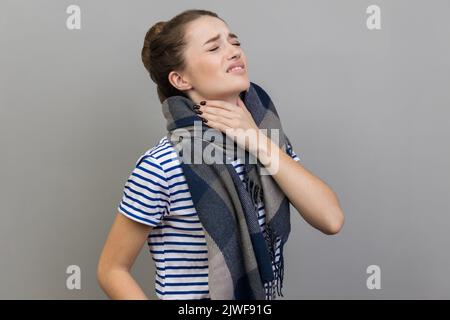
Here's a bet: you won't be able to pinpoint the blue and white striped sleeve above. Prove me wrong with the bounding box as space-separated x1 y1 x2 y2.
285 134 301 163
117 154 170 227
286 142 301 162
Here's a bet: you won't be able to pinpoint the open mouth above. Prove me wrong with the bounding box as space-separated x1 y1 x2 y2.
226 64 245 73
226 65 245 73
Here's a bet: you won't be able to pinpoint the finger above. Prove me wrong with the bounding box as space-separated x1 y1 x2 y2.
202 118 232 133
237 97 246 109
200 100 237 112
237 98 250 113
199 112 236 127
201 106 237 120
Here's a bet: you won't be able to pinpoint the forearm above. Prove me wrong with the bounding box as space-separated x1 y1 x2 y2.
256 133 344 235
98 268 149 300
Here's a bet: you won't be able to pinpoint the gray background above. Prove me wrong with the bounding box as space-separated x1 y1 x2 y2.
1 0 449 299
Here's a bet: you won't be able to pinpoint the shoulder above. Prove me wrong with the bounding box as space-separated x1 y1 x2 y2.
117 136 175 227
132 135 181 187
135 136 175 166
131 135 187 194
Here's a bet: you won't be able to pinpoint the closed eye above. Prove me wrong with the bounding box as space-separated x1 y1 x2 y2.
209 42 241 52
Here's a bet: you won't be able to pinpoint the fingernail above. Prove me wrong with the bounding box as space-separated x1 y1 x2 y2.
202 118 208 123
200 101 206 105
193 104 200 109
195 110 203 115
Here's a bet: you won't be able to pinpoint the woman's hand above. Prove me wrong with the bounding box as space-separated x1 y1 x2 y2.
195 100 345 235
194 98 265 156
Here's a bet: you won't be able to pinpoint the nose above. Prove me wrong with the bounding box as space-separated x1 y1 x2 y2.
229 51 241 63
228 43 241 59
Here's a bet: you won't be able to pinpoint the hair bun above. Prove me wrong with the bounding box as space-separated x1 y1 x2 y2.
143 21 166 48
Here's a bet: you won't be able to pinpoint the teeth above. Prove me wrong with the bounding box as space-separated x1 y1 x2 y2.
228 66 243 72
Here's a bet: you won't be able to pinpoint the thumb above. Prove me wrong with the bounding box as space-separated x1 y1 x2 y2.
237 97 247 110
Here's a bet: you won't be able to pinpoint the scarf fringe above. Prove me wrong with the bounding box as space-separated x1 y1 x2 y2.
264 222 285 299
244 173 285 300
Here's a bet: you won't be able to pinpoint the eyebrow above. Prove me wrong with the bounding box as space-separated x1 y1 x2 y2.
203 33 238 46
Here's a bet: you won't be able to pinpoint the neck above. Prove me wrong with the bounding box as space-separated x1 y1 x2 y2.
188 92 241 107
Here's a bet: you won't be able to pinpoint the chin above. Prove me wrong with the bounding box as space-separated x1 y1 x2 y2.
232 78 250 92
242 79 250 91
213 78 250 97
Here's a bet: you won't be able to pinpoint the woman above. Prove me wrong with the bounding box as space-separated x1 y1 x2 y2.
97 9 344 300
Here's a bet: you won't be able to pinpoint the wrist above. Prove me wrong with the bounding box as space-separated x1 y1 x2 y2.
256 130 279 168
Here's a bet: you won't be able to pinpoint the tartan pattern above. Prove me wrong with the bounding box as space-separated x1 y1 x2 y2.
161 82 292 299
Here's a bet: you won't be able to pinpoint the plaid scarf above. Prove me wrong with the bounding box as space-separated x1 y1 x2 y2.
161 81 292 300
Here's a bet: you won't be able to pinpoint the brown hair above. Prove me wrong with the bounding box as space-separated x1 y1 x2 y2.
141 9 224 103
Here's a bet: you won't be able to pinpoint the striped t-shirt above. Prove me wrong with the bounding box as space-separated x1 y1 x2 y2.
117 136 301 300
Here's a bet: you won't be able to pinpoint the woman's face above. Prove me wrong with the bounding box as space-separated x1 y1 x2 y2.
170 16 250 102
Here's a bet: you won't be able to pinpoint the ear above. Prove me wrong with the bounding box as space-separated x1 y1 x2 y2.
168 71 193 91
